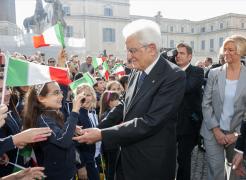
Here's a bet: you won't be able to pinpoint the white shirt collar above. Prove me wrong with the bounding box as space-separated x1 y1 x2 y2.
181 63 191 71
144 54 160 75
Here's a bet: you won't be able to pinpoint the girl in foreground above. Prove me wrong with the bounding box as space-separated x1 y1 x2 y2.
23 81 84 180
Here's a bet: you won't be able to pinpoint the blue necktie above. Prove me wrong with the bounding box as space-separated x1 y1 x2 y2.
136 71 147 91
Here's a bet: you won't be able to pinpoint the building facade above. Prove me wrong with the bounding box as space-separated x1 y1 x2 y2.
60 0 246 62
61 0 130 58
1 0 246 62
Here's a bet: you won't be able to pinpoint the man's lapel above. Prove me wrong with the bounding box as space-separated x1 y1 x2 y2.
125 59 162 116
124 71 140 113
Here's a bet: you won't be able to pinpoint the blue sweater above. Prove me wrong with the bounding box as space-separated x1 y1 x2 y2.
76 108 97 168
34 112 78 180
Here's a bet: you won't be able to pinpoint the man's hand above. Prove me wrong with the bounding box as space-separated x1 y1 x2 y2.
12 128 52 147
212 127 227 145
232 152 244 170
78 166 88 180
234 162 246 177
72 128 102 144
0 104 8 128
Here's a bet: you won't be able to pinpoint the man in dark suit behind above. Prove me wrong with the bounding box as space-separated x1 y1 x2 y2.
175 43 204 180
73 19 186 180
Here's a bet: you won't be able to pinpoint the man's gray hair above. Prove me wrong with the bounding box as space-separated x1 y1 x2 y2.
122 19 161 52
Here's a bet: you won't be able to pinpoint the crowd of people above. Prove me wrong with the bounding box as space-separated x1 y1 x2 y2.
1 19 246 180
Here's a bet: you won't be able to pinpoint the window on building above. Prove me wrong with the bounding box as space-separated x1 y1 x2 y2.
201 40 205 50
103 28 115 42
170 40 174 48
191 28 194 33
63 6 70 16
242 23 245 28
181 27 184 33
210 25 213 31
210 39 214 52
104 6 113 16
220 23 223 29
65 26 73 37
170 26 173 32
201 27 205 33
190 41 194 49
219 37 224 47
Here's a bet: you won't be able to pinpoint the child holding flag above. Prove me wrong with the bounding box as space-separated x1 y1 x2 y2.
75 84 101 180
23 81 84 180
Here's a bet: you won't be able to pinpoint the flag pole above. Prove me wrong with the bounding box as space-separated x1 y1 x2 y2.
1 55 9 105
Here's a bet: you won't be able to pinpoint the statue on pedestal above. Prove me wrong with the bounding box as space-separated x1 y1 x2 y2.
23 0 66 34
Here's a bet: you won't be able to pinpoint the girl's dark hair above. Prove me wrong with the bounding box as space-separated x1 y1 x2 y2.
99 91 119 120
23 82 64 130
8 87 27 118
119 75 129 90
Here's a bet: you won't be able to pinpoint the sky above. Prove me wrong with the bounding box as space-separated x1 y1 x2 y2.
16 0 246 29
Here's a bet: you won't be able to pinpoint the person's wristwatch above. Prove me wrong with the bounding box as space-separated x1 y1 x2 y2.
234 132 240 137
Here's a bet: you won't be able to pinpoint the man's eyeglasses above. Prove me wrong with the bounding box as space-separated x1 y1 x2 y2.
46 90 63 96
127 45 148 54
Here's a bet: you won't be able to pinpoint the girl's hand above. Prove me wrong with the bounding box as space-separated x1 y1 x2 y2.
72 92 85 113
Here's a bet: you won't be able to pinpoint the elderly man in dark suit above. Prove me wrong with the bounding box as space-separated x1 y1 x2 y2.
175 43 204 180
73 19 186 180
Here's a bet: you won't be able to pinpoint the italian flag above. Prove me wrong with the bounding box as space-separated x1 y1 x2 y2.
98 61 110 80
69 72 97 93
32 22 65 48
111 64 125 76
19 146 38 166
5 57 71 86
92 57 107 69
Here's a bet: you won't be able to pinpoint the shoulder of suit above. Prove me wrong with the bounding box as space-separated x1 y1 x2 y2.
190 65 204 73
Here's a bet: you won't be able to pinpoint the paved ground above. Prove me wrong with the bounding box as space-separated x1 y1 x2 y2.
190 146 246 180
191 146 207 180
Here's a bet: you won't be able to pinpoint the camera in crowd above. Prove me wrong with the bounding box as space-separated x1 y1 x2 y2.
70 93 86 104
160 48 178 64
81 98 86 104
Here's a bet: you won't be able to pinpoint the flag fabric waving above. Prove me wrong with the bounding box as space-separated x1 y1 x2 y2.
111 63 125 76
5 57 71 86
98 61 110 80
32 22 65 48
92 57 107 69
69 72 97 93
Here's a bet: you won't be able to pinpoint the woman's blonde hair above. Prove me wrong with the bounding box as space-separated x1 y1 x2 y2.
222 35 246 56
76 84 97 109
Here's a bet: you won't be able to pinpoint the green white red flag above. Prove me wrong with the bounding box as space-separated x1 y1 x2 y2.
111 64 125 77
32 22 65 48
69 72 97 93
92 57 107 69
5 56 71 86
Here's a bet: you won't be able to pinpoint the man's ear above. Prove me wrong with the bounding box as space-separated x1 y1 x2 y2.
148 43 158 55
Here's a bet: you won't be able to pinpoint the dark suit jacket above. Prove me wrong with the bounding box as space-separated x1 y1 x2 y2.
176 65 204 136
235 119 246 153
101 57 186 180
